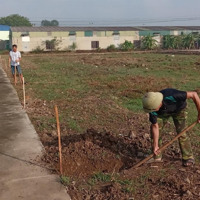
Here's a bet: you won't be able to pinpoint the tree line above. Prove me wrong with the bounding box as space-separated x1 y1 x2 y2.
0 14 59 27
141 33 200 50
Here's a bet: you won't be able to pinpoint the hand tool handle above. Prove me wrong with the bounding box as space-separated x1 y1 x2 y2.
132 121 198 168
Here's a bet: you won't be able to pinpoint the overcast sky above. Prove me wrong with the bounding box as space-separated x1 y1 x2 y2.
1 0 200 26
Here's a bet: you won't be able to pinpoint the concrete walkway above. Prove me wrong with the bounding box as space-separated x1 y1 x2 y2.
0 66 71 200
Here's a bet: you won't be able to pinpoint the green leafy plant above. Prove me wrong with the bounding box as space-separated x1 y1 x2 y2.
92 172 112 182
0 14 32 26
60 175 70 186
68 42 77 51
163 35 177 49
182 33 196 49
107 44 116 51
88 172 112 186
32 46 44 53
41 19 59 26
44 38 61 51
119 40 134 51
141 35 158 50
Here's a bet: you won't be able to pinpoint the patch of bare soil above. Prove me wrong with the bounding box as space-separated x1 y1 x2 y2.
26 99 200 200
40 121 200 200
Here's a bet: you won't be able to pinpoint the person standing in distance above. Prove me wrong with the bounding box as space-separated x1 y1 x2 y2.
9 44 23 84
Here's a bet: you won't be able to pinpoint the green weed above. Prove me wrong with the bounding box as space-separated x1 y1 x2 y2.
60 175 70 186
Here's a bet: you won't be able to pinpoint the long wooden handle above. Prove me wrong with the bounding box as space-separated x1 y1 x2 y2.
23 77 25 109
133 121 198 168
55 105 63 175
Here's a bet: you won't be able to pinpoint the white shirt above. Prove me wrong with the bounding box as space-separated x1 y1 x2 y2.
10 50 21 66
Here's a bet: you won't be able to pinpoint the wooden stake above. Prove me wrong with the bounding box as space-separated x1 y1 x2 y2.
23 77 25 109
55 105 63 175
132 121 197 169
14 66 17 85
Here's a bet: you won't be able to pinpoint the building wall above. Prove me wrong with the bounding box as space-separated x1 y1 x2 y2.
139 30 171 36
177 30 200 35
0 31 9 40
11 30 139 52
170 29 200 36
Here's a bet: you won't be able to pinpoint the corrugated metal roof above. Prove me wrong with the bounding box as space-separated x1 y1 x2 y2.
11 26 139 32
0 25 10 31
137 26 200 31
10 26 200 32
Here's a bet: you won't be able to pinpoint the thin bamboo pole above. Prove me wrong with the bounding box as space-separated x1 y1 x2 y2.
14 66 17 85
132 121 197 169
54 105 63 175
23 77 25 109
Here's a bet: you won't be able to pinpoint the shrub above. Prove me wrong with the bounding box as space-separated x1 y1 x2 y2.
60 175 70 186
43 38 61 51
119 40 134 51
107 44 116 51
32 46 44 53
141 35 158 50
68 42 77 51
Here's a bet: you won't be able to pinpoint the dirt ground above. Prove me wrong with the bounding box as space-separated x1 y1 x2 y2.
2 52 200 200
30 99 200 200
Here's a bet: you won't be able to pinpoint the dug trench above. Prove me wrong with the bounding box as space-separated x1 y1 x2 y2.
43 128 148 176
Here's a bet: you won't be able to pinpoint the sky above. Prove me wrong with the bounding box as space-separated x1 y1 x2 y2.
1 0 200 26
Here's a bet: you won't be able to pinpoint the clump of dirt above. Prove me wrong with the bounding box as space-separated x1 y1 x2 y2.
42 128 152 177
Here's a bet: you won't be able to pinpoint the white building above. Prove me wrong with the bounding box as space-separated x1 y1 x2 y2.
10 27 140 52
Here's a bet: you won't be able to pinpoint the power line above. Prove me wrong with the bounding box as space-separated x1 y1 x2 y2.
30 16 200 26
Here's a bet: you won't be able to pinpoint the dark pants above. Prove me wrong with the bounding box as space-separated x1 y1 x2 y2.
151 109 193 160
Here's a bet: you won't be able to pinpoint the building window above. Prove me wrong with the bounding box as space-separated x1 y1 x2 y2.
69 31 76 36
70 35 76 41
85 31 93 37
192 32 198 35
153 32 160 36
69 31 76 41
113 31 120 40
21 32 29 36
113 31 120 35
22 36 30 42
91 41 99 49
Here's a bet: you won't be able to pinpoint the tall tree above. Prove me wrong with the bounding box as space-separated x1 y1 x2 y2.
51 20 59 26
0 14 32 26
41 20 59 26
41 20 51 26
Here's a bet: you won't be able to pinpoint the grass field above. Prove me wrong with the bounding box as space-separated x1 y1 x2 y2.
19 52 200 132
2 52 200 199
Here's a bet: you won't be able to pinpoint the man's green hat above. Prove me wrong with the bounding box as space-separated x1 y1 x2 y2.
142 92 163 113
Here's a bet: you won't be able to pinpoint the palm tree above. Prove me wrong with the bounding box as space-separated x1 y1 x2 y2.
174 35 184 49
163 35 176 49
141 35 158 50
182 33 196 49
